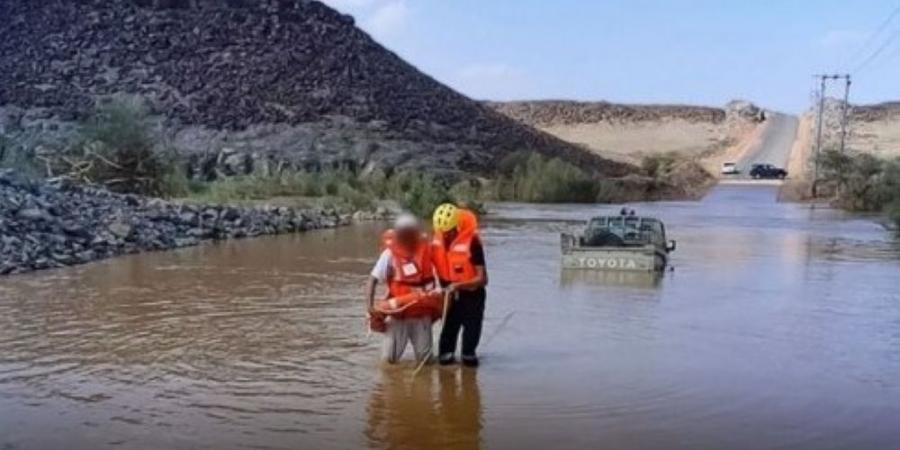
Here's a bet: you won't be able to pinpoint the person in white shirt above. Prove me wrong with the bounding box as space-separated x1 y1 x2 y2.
366 214 437 363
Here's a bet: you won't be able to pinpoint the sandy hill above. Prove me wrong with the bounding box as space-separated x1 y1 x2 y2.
489 100 764 166
847 102 900 159
0 0 627 178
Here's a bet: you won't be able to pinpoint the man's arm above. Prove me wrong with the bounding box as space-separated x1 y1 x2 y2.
448 265 487 293
366 250 391 312
365 276 379 312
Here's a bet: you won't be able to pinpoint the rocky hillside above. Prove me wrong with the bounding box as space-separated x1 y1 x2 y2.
489 101 728 127
852 102 900 122
488 100 765 164
0 0 627 178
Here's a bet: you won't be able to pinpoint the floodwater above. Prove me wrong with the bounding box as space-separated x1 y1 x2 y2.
1 185 899 450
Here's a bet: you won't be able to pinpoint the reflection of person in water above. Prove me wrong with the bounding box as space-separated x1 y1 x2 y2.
436 369 482 449
365 368 482 450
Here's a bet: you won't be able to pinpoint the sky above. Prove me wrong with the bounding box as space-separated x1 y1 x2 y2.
320 0 900 113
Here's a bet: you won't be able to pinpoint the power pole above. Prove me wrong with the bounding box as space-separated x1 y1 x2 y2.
811 73 851 197
812 75 827 198
838 75 852 154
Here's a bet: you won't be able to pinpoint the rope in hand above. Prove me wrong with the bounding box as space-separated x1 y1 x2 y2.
411 290 452 377
481 311 516 350
410 294 517 376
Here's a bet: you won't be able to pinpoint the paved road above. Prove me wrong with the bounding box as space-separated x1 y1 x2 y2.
733 112 798 179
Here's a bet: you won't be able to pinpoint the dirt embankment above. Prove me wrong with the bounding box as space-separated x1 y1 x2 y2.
847 102 900 159
780 100 900 201
778 114 815 201
488 100 765 166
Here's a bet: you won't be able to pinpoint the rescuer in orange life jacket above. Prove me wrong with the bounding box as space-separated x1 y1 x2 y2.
432 204 488 367
366 214 442 364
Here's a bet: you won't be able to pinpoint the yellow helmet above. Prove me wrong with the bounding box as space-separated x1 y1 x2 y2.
432 203 459 232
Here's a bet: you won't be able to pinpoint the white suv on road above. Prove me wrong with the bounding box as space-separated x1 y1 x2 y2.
721 162 739 175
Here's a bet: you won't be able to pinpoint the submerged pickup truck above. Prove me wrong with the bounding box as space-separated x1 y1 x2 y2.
561 215 676 272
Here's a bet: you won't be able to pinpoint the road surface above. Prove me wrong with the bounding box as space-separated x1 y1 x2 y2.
733 112 798 179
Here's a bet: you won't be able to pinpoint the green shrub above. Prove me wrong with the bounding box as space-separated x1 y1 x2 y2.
449 179 486 212
497 151 532 175
819 150 900 228
196 174 302 202
888 200 900 230
185 171 376 210
159 164 192 198
820 150 900 212
55 97 179 196
336 184 375 210
595 179 628 203
363 169 391 198
179 154 635 213
879 158 900 208
641 153 679 179
397 174 453 218
492 152 603 203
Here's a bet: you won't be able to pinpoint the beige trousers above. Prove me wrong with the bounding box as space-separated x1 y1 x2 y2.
382 317 433 363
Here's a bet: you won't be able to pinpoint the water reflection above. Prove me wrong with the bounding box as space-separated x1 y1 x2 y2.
366 367 482 450
560 269 664 289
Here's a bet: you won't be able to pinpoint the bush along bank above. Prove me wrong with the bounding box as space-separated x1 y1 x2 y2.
818 149 900 230
0 170 376 276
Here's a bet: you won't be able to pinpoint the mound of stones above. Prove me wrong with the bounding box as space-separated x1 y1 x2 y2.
0 0 621 176
850 101 900 122
489 101 728 127
0 170 349 275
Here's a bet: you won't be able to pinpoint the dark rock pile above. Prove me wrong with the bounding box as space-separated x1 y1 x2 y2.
0 0 625 176
0 170 348 275
851 102 900 122
488 101 727 127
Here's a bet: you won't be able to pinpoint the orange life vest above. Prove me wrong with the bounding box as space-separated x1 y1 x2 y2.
432 209 479 283
379 229 441 320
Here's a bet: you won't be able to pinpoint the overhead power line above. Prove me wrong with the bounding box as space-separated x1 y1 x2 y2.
842 3 900 71
853 27 900 73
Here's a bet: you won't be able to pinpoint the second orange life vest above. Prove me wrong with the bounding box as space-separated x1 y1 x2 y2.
432 209 479 283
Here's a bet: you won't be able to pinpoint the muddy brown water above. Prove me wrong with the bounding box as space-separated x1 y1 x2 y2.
2 185 899 450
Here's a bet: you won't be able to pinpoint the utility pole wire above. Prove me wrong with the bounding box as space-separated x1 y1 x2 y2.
812 75 827 198
853 27 900 73
839 76 852 154
857 37 900 73
841 4 900 71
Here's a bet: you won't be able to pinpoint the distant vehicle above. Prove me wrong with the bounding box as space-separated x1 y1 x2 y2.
561 215 676 273
721 162 739 175
749 163 788 179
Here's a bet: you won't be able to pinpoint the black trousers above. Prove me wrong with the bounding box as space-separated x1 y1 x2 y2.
439 288 486 357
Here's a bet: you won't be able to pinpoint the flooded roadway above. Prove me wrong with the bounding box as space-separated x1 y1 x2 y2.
1 185 899 450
